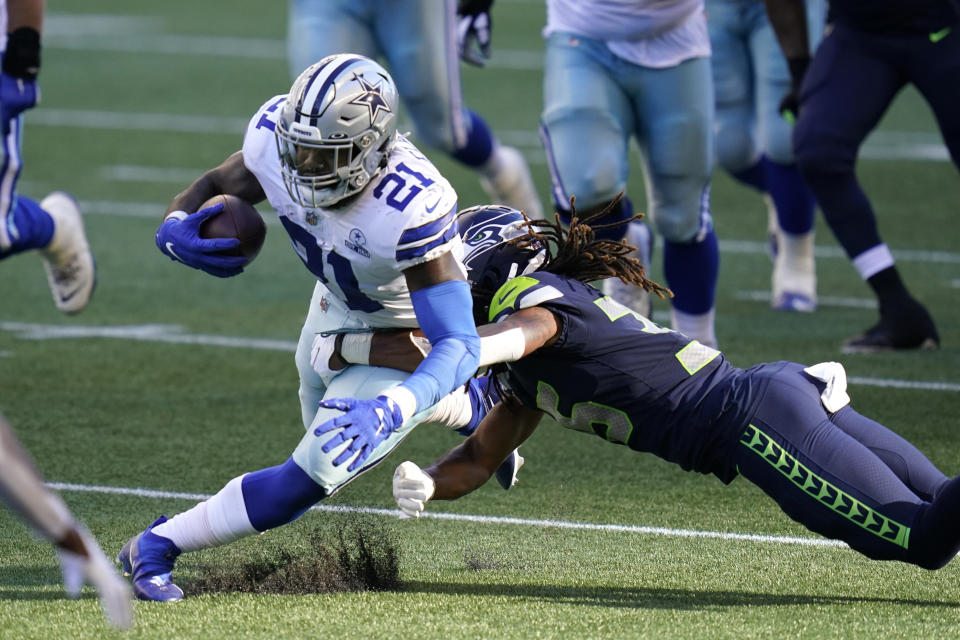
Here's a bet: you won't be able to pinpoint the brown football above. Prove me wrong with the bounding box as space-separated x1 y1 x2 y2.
198 194 267 263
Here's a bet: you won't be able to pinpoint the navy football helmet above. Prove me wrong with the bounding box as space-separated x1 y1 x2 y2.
457 205 545 323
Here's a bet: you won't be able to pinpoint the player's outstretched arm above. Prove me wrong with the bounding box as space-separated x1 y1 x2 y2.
322 306 561 375
157 151 267 277
394 395 543 516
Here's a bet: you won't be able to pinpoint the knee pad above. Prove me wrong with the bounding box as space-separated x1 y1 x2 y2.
713 109 758 173
540 108 627 210
651 184 712 244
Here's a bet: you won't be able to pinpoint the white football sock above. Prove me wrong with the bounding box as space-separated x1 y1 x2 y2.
671 307 717 349
151 475 256 552
421 384 474 430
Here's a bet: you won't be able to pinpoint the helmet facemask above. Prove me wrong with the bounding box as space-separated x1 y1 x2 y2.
276 54 398 208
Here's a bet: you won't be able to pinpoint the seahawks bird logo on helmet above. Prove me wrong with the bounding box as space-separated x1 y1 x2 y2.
276 54 399 208
456 205 546 324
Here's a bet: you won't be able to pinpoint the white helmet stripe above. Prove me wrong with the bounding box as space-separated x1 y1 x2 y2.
297 55 365 127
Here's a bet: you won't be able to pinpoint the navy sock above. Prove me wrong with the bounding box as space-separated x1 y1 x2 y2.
764 159 816 235
909 474 960 569
240 457 327 532
0 195 54 258
663 223 718 315
730 158 768 193
450 109 495 168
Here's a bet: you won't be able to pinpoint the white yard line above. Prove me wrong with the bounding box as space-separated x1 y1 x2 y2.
47 481 845 549
25 105 950 162
2 322 958 392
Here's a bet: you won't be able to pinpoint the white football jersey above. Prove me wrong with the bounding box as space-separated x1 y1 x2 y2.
544 0 710 68
242 95 463 329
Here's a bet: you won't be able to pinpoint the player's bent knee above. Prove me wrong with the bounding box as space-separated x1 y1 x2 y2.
542 108 626 206
651 195 710 244
714 124 757 174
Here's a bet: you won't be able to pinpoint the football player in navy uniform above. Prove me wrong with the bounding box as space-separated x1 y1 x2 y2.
762 0 959 352
287 0 542 218
0 0 95 313
335 205 960 570
117 55 519 602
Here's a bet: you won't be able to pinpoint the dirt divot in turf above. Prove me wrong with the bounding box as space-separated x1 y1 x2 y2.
184 518 402 595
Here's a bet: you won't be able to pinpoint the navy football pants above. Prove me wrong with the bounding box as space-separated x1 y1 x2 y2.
732 362 959 569
793 23 960 259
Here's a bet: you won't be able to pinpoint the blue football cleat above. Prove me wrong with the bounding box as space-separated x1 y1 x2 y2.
116 516 184 602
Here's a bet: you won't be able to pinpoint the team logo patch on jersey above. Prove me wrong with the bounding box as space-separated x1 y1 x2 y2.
346 228 371 258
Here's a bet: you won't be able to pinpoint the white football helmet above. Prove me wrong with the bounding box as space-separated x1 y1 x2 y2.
276 54 399 208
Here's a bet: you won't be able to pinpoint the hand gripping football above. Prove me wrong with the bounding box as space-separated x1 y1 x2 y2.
198 194 267 263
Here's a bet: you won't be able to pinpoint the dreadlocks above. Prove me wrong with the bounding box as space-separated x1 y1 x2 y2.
512 196 673 301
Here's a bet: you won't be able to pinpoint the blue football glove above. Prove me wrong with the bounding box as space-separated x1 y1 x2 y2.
314 395 405 472
0 73 38 135
155 203 246 278
457 0 494 67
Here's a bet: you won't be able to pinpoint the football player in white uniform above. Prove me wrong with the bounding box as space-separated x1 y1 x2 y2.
0 0 95 313
117 55 514 602
540 0 719 346
707 0 824 312
287 0 542 218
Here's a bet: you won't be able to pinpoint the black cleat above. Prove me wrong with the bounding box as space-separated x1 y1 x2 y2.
842 299 940 354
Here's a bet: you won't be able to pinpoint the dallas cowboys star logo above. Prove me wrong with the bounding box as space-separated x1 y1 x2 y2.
349 73 392 124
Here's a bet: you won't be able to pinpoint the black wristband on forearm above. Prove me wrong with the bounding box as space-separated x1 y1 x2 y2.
786 56 810 87
2 27 41 80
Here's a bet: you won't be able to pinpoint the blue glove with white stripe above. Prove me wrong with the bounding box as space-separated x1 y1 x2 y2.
315 395 405 472
155 203 246 278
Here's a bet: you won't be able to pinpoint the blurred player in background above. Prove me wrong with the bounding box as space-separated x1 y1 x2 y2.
120 54 518 602
0 0 94 313
0 413 132 628
539 0 719 346
707 0 824 312
339 206 960 572
763 0 959 352
287 0 543 218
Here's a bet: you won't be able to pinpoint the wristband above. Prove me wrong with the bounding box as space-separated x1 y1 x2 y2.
478 327 526 366
163 210 189 223
2 27 41 79
381 386 417 423
340 332 373 365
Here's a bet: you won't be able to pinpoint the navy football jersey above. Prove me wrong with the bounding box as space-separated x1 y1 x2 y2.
827 0 958 33
489 272 760 483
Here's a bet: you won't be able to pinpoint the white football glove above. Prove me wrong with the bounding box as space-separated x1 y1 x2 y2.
393 461 435 518
310 332 342 387
58 526 134 630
